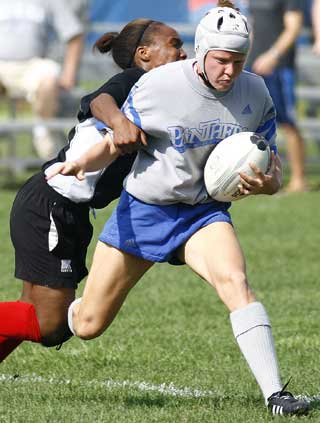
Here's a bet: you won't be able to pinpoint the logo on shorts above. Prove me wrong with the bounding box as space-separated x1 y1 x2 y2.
125 238 137 248
61 259 72 273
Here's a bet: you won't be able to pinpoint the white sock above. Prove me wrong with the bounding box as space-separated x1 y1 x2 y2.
67 297 82 335
230 302 283 401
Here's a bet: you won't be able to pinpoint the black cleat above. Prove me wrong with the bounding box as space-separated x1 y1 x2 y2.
267 385 310 416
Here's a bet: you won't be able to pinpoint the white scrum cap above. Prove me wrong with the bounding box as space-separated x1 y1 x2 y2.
195 6 250 75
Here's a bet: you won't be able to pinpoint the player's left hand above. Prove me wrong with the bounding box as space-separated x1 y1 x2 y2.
238 152 282 196
252 51 278 76
58 73 76 91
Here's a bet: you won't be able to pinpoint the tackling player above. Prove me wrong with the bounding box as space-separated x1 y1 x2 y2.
0 19 186 361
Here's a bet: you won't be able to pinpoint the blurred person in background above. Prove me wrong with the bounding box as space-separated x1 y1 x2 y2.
246 0 307 193
0 19 186 363
0 0 86 160
69 0 91 27
298 0 320 120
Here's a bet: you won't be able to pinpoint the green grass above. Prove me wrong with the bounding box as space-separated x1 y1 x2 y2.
2 88 320 421
1 176 320 421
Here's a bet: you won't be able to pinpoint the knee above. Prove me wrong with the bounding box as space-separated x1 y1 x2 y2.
215 270 249 296
214 270 255 310
74 315 105 340
219 269 247 286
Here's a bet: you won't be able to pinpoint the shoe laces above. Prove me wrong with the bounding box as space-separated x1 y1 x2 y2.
268 377 294 401
277 377 294 399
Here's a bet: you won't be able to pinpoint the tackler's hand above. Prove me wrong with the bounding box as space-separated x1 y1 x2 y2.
45 161 86 181
113 115 148 155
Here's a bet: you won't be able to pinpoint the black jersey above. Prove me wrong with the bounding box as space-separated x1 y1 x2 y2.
42 67 145 209
77 67 145 122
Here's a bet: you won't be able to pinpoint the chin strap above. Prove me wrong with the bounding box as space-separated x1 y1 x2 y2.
199 72 215 90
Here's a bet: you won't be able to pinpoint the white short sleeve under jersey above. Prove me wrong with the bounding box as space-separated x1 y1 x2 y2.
45 118 106 203
121 59 277 205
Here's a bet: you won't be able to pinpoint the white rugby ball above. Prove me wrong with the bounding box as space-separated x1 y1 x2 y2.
204 132 271 202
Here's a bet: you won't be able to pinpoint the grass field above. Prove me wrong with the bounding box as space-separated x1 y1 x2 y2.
1 166 320 422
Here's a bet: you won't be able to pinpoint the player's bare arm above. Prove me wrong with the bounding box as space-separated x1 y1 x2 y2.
90 93 148 154
46 134 120 180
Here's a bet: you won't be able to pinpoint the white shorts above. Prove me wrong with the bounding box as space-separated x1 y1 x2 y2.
0 57 60 102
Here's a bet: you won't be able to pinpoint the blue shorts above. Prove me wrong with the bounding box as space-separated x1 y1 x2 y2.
99 190 232 265
263 68 297 126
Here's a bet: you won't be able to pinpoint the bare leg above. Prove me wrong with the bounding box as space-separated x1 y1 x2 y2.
32 74 60 159
178 221 256 310
281 123 307 192
20 281 75 346
33 75 59 118
72 241 154 339
177 222 283 400
0 280 75 361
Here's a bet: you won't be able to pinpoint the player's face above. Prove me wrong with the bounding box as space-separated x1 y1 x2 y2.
147 25 187 68
204 50 246 91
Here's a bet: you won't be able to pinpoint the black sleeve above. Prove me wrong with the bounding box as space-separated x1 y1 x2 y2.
43 67 145 171
77 67 145 122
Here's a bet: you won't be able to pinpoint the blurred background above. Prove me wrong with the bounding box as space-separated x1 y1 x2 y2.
1 0 320 187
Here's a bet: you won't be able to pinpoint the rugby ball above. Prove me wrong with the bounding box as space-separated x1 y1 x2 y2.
204 132 271 202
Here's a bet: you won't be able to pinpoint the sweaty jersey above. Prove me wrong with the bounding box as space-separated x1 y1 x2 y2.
120 59 277 205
